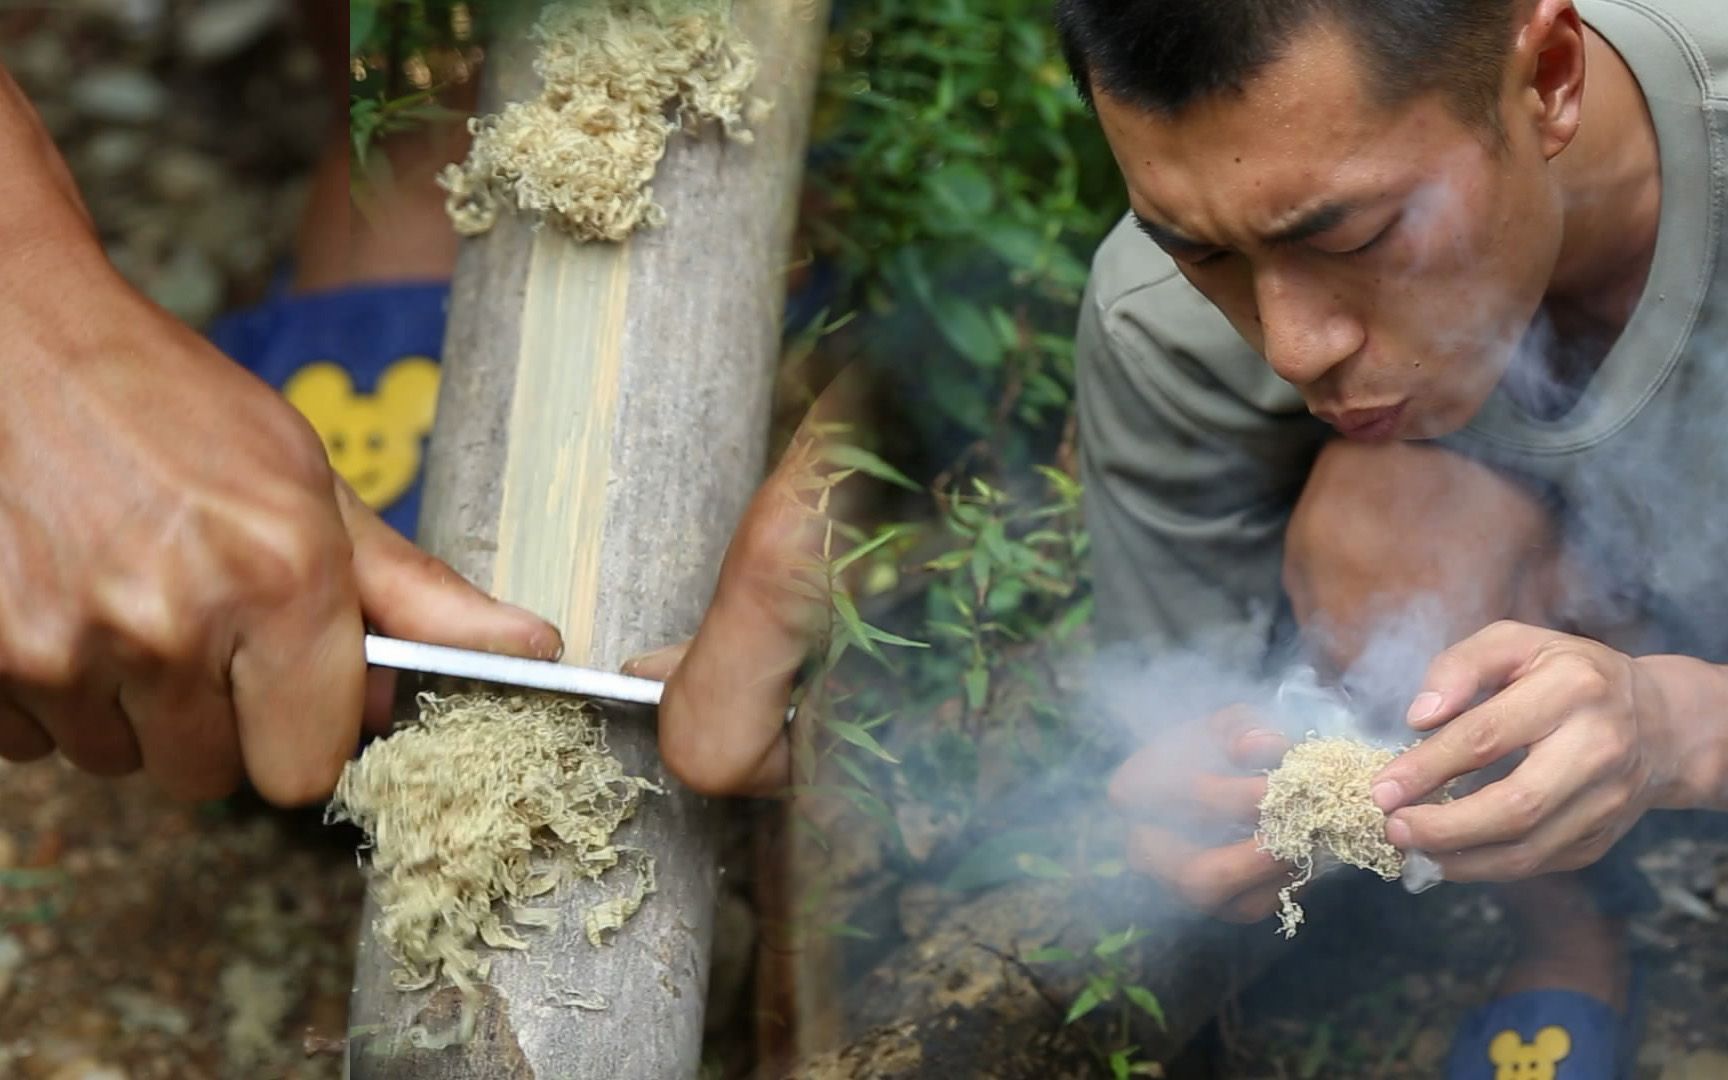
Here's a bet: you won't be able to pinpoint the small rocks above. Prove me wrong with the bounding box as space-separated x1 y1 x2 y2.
1661 1050 1728 1080
178 0 284 62
70 68 168 125
105 986 192 1037
1409 1028 1449 1069
144 246 223 326
2 2 322 330
79 129 151 178
146 147 223 202
45 1059 131 1080
0 933 23 1004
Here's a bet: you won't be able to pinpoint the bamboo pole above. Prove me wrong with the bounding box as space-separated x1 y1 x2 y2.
346 3 829 1076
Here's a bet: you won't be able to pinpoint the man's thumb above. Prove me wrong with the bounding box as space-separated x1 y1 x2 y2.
338 481 562 660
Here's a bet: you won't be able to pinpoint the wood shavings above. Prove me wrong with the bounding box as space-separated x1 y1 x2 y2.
325 690 662 1004
1256 737 1405 938
440 0 762 241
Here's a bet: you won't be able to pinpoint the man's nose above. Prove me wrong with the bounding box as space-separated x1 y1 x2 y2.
1254 270 1364 387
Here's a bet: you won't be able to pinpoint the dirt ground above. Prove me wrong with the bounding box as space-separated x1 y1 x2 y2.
4 4 1728 1080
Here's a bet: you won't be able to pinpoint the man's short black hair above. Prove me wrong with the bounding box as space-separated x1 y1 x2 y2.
1054 0 1521 129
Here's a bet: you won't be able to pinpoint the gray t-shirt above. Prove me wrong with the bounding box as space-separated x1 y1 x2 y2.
1079 0 1728 670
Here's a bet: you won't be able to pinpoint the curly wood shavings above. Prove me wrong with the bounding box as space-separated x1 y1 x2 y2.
440 0 762 241
1256 737 1404 938
326 690 662 1001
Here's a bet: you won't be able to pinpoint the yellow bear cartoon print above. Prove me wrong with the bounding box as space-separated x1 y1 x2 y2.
285 357 439 509
1490 1026 1571 1079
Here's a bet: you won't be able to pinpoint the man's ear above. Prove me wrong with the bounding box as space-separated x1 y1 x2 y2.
1510 0 1587 160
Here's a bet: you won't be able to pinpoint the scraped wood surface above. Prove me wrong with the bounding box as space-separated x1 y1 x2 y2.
347 3 829 1076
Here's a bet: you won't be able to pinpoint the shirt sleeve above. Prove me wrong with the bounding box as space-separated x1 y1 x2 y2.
1075 244 1329 675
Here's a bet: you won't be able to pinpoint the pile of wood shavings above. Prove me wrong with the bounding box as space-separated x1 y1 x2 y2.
1257 737 1405 938
439 0 762 241
326 690 661 1003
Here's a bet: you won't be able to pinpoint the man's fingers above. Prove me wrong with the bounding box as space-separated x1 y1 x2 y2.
1222 884 1288 925
23 683 140 777
122 672 243 802
1385 740 1594 855
1126 826 1290 913
655 446 829 797
623 639 691 682
1373 663 1570 813
339 482 562 661
0 696 54 761
1228 728 1291 771
1411 789 1622 883
1109 752 1268 828
231 591 366 808
1405 620 1565 732
362 667 397 737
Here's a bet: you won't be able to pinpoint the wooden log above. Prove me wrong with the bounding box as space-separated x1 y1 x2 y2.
345 2 830 1077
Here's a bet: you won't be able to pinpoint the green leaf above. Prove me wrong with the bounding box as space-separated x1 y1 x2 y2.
982 224 1048 272
931 301 1005 369
1298 1023 1334 1079
831 753 876 792
831 524 909 576
924 161 995 220
941 828 1062 892
1110 1050 1133 1080
1093 927 1142 957
1022 946 1075 965
823 443 920 492
349 0 379 54
1124 986 1168 1030
817 922 876 941
1015 853 1070 880
924 549 971 573
826 718 901 764
1063 986 1104 1025
830 591 883 661
863 623 930 649
963 665 990 711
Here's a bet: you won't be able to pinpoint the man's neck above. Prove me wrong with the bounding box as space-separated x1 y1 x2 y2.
1545 27 1663 336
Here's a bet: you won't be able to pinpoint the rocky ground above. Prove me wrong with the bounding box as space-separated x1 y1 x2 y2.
2 3 1727 1079
0 0 324 329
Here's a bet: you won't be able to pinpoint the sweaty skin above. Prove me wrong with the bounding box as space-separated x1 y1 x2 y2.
0 65 560 805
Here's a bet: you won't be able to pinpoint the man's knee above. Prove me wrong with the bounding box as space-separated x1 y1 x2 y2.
1282 440 1559 666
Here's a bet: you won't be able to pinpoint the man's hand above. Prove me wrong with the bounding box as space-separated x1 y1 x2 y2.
627 432 831 797
1371 620 1728 882
1109 707 1295 923
0 93 558 804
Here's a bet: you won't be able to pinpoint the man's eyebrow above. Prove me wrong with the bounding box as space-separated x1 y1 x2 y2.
1264 201 1358 247
1130 211 1214 254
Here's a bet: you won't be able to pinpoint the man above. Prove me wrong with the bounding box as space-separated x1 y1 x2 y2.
1050 0 1728 1072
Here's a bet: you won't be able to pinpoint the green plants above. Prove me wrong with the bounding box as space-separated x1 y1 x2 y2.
1025 927 1170 1078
